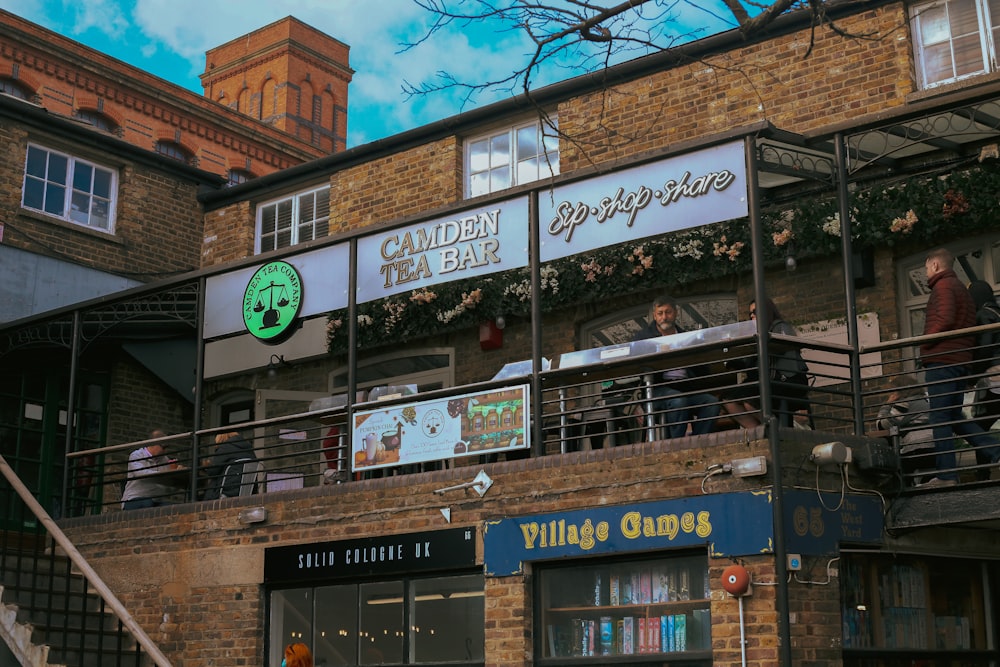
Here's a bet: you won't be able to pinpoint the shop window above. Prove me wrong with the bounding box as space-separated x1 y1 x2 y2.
268 573 484 666
910 0 1000 89
466 117 559 198
22 144 117 232
536 552 711 663
256 185 330 253
841 552 999 664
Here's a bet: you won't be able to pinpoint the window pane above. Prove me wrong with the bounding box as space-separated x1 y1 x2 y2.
48 153 68 184
70 191 90 224
277 228 292 249
22 179 44 210
470 172 489 197
469 139 489 173
25 146 47 178
950 0 981 35
315 584 358 667
517 125 539 160
953 33 985 76
517 156 539 185
43 183 65 215
489 133 510 167
92 168 112 199
269 589 313 667
923 43 956 83
411 574 484 663
261 206 277 235
359 581 403 665
90 199 110 230
73 163 93 192
490 166 510 191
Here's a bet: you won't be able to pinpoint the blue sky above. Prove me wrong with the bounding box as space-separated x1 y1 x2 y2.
4 0 749 148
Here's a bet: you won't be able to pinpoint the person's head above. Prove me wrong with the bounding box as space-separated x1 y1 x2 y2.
147 429 167 455
650 294 679 334
888 374 923 399
215 431 241 445
283 643 313 667
968 280 997 311
749 298 783 324
925 248 954 279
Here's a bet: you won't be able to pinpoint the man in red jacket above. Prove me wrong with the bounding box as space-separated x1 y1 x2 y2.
919 248 1000 487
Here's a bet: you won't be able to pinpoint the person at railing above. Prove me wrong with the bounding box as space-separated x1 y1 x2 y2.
632 294 719 438
202 431 257 500
283 642 313 667
918 249 1000 488
120 428 181 510
874 374 935 486
722 298 810 428
969 280 1000 432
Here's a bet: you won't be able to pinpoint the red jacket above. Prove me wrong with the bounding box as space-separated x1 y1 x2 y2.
920 268 976 366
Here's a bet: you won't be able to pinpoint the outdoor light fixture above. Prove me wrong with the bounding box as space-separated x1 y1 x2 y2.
729 456 768 478
238 506 267 525
811 442 851 465
434 470 494 497
267 354 292 379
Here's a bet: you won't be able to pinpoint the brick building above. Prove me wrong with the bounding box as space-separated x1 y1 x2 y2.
0 2 999 667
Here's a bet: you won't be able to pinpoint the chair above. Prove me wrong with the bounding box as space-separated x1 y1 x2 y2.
220 459 264 498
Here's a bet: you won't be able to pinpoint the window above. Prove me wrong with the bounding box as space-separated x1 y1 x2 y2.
0 78 31 100
256 186 330 253
329 348 454 395
227 168 253 187
22 144 116 232
74 110 119 134
268 573 484 666
466 117 559 197
154 140 192 164
911 0 1000 88
537 552 710 662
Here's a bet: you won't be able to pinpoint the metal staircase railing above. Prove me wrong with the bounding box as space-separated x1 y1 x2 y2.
0 455 171 667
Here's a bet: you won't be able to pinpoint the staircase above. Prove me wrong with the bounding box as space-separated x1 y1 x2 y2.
0 456 169 667
0 539 148 667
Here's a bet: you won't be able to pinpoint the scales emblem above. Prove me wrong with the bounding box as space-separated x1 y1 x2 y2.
242 261 303 342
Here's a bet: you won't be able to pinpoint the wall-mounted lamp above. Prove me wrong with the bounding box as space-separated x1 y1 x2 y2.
238 506 267 525
267 354 292 379
434 470 493 497
730 455 768 478
785 255 797 272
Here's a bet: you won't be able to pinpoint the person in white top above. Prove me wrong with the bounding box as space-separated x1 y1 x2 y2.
121 429 180 510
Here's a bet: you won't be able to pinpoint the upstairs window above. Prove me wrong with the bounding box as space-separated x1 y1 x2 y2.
911 0 1000 88
22 144 116 232
256 185 330 253
154 140 192 164
227 169 254 187
74 110 119 134
466 117 559 198
0 78 32 100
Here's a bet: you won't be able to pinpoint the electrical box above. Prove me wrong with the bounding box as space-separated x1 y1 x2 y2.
852 439 899 473
787 554 802 571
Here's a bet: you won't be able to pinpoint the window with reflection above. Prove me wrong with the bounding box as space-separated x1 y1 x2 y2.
466 117 559 198
256 185 330 253
268 573 484 666
22 144 117 232
910 0 1000 89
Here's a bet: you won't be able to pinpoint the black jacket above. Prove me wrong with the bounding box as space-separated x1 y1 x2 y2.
204 437 256 500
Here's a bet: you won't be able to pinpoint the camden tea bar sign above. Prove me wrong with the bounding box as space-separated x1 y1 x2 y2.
356 196 529 304
538 141 748 262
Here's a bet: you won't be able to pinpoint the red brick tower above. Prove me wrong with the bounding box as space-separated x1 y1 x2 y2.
201 16 353 154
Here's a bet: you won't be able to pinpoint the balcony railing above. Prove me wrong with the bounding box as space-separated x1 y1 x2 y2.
63 320 1000 517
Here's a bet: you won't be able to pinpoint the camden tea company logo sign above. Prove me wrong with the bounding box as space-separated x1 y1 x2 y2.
242 261 303 342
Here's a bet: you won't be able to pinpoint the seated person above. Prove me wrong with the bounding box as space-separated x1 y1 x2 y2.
203 431 257 500
632 294 719 438
723 298 809 428
874 374 934 486
121 429 180 510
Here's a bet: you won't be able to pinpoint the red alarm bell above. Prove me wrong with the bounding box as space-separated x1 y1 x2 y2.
721 564 751 596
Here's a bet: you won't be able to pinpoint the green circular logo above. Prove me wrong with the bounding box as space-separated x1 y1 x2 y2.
243 261 303 342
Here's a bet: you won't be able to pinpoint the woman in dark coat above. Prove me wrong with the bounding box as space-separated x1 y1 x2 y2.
203 431 257 500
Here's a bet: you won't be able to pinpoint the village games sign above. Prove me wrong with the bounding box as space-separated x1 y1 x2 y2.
242 260 303 342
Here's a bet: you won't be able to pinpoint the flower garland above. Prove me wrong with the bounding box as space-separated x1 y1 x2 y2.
327 162 1000 354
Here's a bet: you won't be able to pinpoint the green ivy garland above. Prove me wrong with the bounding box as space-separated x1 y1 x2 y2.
327 162 1000 354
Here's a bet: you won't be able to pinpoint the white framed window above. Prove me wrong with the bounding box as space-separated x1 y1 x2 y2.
256 185 330 253
22 144 117 232
910 0 1000 88
466 117 559 198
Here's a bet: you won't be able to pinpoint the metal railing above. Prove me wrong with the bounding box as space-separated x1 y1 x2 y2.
0 455 171 666
62 321 1000 516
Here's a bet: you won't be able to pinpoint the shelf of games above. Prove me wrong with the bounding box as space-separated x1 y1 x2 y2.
537 553 711 664
840 552 998 667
